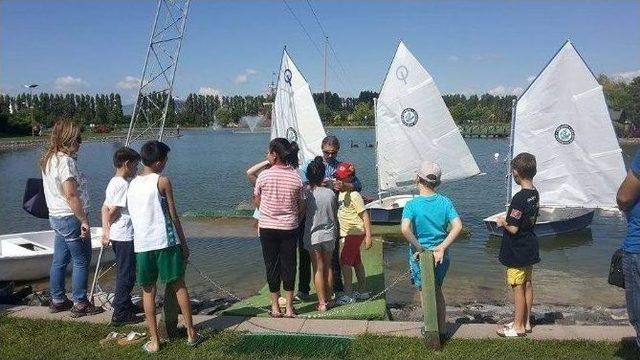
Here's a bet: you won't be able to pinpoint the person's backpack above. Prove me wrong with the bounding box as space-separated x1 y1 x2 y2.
608 248 625 289
23 178 49 219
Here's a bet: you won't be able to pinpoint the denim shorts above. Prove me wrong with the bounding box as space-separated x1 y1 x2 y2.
408 247 450 289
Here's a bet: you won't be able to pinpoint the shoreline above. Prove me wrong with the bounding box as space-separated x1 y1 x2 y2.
2 129 638 151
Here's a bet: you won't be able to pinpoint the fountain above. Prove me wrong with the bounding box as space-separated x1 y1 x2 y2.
240 115 264 133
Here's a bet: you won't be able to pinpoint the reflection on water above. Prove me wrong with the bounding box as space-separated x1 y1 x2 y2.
0 129 636 307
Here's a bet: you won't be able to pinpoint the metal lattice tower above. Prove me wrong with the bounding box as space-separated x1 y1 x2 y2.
125 0 191 146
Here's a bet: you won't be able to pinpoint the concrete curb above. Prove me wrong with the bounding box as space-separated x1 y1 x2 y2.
1 304 635 341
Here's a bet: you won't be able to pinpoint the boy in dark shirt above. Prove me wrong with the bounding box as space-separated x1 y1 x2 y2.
496 152 540 337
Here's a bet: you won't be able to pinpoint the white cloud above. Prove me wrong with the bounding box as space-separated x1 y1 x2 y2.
116 76 141 89
527 75 536 83
197 87 222 97
488 85 523 96
611 69 640 83
448 55 459 63
234 69 258 84
472 54 503 62
54 76 88 91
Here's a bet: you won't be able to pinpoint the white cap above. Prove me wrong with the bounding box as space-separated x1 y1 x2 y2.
417 161 442 184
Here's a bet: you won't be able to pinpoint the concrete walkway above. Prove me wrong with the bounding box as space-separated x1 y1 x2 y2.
1 304 635 342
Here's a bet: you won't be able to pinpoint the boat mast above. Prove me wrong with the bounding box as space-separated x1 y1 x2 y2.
374 97 382 203
505 98 517 205
323 36 328 104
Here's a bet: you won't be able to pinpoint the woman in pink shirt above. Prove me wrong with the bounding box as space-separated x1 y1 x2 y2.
254 138 304 317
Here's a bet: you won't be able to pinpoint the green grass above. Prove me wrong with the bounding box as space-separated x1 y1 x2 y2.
1 317 637 360
223 238 387 320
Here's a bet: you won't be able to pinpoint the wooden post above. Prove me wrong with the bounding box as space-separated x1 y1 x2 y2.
158 285 180 340
419 251 441 350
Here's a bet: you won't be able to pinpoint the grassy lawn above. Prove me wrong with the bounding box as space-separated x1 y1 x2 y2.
0 317 637 360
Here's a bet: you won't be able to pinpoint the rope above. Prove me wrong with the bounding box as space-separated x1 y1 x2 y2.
281 0 354 95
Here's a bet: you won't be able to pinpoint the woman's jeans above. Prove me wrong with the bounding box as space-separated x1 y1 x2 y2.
49 215 92 304
624 251 640 345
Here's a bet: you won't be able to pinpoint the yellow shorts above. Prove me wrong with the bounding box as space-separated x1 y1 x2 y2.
506 266 532 286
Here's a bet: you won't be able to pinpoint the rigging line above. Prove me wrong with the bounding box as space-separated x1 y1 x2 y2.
304 0 355 90
281 0 352 94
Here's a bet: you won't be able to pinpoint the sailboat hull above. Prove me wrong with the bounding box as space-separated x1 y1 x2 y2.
483 207 595 238
366 195 415 224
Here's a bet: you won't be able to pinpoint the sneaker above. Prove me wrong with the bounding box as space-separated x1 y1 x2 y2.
335 294 355 305
353 291 370 301
294 291 310 302
111 312 144 327
49 298 73 313
70 300 105 318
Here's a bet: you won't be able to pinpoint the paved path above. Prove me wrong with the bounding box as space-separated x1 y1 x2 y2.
1 304 635 341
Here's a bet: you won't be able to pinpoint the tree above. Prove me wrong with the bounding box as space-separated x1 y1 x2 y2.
215 106 234 127
351 102 374 126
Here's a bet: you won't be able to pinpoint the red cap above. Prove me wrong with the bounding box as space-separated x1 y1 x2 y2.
334 162 355 180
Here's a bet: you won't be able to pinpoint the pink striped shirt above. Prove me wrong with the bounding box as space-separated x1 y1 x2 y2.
254 164 303 230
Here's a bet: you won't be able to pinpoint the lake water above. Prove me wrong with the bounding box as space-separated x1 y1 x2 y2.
0 129 635 307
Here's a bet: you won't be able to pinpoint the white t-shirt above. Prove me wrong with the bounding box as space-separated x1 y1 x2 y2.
42 152 89 217
103 176 133 242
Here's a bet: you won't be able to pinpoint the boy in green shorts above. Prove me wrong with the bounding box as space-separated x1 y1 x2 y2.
127 141 204 353
401 161 463 337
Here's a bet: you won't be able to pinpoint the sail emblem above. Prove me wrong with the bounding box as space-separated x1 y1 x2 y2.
284 69 293 85
286 127 298 142
396 65 409 84
400 108 418 127
554 124 575 144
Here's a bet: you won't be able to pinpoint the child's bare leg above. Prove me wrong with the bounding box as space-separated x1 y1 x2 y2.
525 280 533 330
512 284 527 333
269 292 280 314
324 251 333 300
354 263 366 292
341 264 353 294
142 285 160 351
310 251 327 306
284 290 295 315
436 286 446 333
172 278 196 341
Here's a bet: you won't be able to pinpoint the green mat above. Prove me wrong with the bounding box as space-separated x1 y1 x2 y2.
222 237 388 320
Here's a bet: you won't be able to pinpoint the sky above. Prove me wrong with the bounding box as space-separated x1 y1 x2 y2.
1 0 639 103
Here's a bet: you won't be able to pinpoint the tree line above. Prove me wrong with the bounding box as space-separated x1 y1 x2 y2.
1 75 639 137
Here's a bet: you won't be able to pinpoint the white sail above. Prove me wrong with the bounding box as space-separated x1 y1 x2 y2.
376 41 480 192
271 48 326 164
511 40 626 208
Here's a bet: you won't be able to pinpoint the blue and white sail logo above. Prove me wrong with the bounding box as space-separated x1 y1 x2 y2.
284 69 293 85
286 127 298 142
554 124 575 144
401 108 418 127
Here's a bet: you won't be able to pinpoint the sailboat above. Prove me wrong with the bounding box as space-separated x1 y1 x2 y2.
271 47 327 164
366 41 481 223
483 40 626 237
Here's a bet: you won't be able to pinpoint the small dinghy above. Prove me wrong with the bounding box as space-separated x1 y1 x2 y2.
0 227 114 281
271 47 327 163
366 41 481 223
484 40 626 237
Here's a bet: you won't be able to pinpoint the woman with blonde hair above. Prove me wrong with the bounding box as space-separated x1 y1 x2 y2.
41 120 102 317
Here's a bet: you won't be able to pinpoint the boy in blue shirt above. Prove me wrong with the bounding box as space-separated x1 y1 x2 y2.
401 161 463 336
